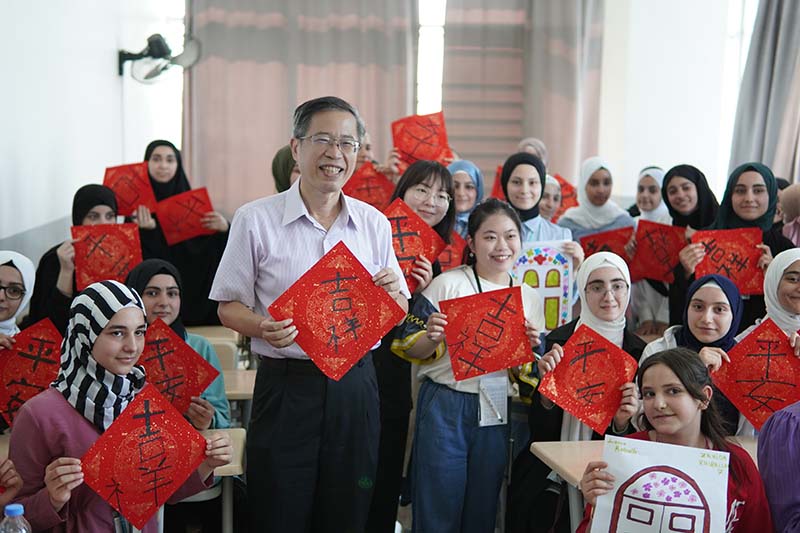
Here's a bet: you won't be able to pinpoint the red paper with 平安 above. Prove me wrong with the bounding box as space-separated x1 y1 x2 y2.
579 226 634 261
268 241 407 380
629 220 686 283
691 228 764 295
712 318 800 430
0 318 62 426
81 384 207 530
391 111 453 169
538 325 638 434
71 223 143 291
141 319 220 415
551 174 578 223
103 162 158 217
343 162 395 211
154 187 216 246
439 287 532 381
383 198 447 293
438 231 467 272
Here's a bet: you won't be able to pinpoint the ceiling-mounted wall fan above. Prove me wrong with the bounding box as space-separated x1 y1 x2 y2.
118 33 201 83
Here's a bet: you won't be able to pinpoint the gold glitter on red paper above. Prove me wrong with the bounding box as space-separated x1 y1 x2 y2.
343 162 395 211
391 111 452 168
438 231 467 272
71 223 143 291
579 226 634 262
691 227 764 296
103 162 157 217
154 187 216 245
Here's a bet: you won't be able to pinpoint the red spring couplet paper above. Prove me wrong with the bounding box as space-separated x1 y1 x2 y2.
103 162 158 217
268 241 407 380
712 318 800 430
439 286 533 381
538 325 638 434
629 221 686 283
154 187 217 245
383 198 447 293
490 165 505 200
691 228 764 295
140 319 220 415
550 174 578 224
0 318 62 426
81 384 207 530
438 231 467 272
391 111 453 170
342 162 395 211
579 226 634 261
71 223 143 291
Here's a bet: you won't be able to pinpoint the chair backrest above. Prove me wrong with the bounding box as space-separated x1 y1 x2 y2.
212 341 239 370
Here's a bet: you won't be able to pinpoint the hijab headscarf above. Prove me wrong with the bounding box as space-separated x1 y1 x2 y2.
545 174 561 190
559 156 627 229
144 140 191 201
272 144 296 193
675 275 742 352
71 185 118 226
764 248 800 335
637 167 671 223
0 251 36 336
52 280 147 432
516 137 548 165
575 251 630 347
781 183 800 246
662 164 719 229
447 160 484 237
711 162 778 231
126 259 187 340
500 152 546 222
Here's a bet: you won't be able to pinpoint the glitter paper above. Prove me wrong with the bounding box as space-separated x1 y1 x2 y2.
71 223 143 291
629 220 686 283
343 162 395 211
0 318 62 426
579 226 634 261
391 111 452 169
140 319 220 415
154 187 216 245
438 231 467 272
691 227 764 295
103 162 157 217
268 241 407 381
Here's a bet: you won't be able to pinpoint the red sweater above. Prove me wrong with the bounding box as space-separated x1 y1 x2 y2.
576 431 774 533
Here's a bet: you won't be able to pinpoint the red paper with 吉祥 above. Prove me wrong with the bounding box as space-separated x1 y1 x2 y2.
343 162 396 211
81 384 207 530
0 318 62 426
71 223 143 291
141 319 220 415
438 231 467 272
268 241 407 381
691 227 764 295
629 220 686 283
538 325 638 434
579 226 634 261
391 111 453 171
154 187 216 246
383 198 448 293
712 318 800 430
551 174 578 224
439 287 532 381
103 162 158 217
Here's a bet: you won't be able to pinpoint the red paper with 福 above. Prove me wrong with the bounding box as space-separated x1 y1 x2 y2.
629 220 686 283
71 223 143 291
551 174 578 224
691 228 764 295
579 226 634 261
383 198 448 293
81 384 207 530
391 111 453 170
268 241 407 380
0 318 62 426
103 162 158 217
439 287 532 381
438 232 467 272
712 318 800 430
490 165 505 200
538 325 638 434
343 162 395 211
154 187 216 245
140 319 219 415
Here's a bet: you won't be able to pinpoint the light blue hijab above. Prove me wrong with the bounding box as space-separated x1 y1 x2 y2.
447 160 484 238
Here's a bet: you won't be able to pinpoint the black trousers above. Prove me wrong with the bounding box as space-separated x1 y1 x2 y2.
247 353 380 533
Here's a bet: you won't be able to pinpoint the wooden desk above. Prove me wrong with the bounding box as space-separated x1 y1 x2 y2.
223 369 256 401
186 325 241 344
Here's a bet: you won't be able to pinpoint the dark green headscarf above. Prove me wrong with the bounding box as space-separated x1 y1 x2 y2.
271 145 295 193
712 162 778 231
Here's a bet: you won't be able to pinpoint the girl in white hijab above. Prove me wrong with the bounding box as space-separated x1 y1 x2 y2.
0 251 36 345
558 156 634 241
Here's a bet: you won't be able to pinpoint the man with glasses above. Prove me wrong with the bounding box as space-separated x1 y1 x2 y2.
210 96 409 532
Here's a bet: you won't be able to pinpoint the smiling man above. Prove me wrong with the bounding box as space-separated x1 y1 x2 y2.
209 96 409 532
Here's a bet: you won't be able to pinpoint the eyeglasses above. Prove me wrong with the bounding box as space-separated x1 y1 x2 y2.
585 281 628 296
410 185 451 208
297 133 361 154
0 285 25 301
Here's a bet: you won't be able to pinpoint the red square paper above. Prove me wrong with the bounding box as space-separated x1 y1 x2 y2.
551 174 578 224
82 384 207 530
391 111 452 167
268 241 407 380
538 325 638 434
691 228 763 295
579 226 634 261
490 165 505 200
629 221 686 283
383 198 448 293
103 162 158 217
439 287 532 381
71 223 143 291
0 319 62 426
154 188 216 245
712 319 800 430
141 319 220 415
343 162 396 211
438 232 467 272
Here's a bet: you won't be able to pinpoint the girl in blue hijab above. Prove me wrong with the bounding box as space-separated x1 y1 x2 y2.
447 160 484 238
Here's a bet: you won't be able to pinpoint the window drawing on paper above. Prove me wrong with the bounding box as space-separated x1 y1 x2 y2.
511 241 572 332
